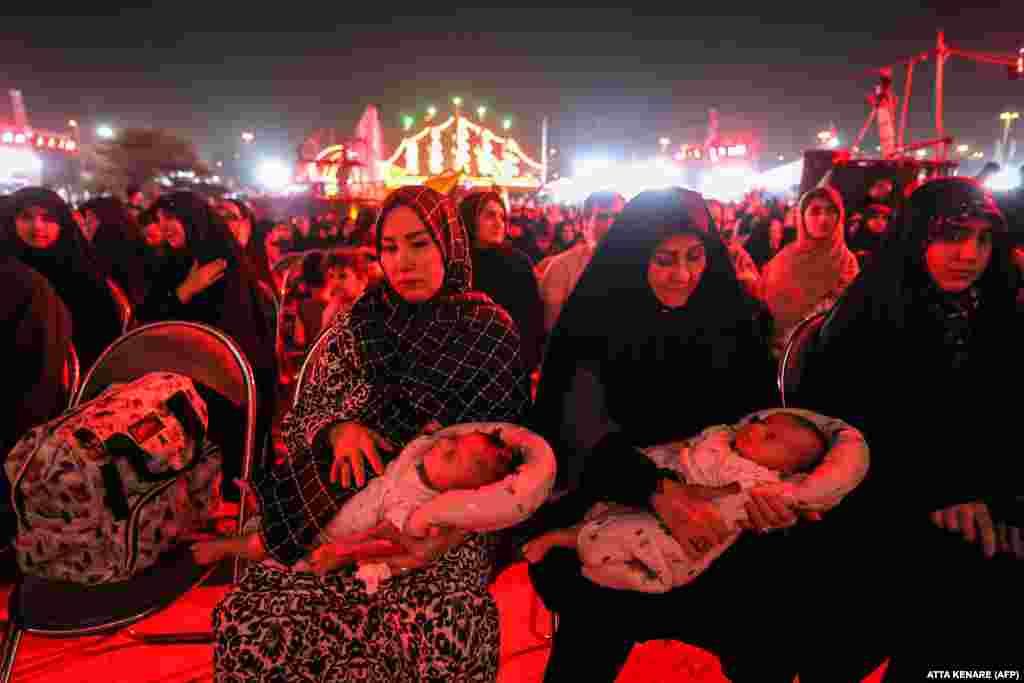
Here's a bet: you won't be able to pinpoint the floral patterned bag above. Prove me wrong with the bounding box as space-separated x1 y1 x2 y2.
5 372 222 584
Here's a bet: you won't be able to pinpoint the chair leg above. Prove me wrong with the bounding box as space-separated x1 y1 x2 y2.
0 620 23 683
528 591 555 641
502 594 558 663
124 629 214 645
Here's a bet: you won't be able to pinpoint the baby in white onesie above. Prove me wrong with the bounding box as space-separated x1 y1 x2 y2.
192 429 521 573
523 409 868 593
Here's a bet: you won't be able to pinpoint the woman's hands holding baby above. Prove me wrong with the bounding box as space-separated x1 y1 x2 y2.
651 479 735 561
373 521 468 573
328 422 395 488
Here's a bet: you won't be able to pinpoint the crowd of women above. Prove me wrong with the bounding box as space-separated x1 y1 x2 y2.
2 170 1022 681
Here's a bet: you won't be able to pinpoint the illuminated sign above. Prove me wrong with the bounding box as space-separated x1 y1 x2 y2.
0 126 77 154
679 140 754 163
382 112 544 190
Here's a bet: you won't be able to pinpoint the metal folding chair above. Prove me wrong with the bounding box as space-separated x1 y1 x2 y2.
63 342 80 411
105 277 134 334
0 321 258 681
778 310 830 407
276 251 326 389
254 279 280 344
271 251 311 302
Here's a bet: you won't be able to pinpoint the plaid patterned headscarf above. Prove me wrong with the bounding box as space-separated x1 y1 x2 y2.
262 186 531 565
376 185 473 297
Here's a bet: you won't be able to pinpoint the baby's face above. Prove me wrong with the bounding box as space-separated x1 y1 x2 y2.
733 414 822 475
423 432 505 491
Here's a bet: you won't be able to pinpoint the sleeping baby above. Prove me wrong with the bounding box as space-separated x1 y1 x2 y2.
523 409 869 593
193 427 529 575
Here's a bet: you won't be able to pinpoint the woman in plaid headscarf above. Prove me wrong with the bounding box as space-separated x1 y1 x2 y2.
213 186 531 682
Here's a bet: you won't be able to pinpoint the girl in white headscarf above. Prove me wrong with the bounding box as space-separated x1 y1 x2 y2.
760 186 859 357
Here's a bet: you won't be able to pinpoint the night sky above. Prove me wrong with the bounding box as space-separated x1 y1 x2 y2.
3 5 1022 174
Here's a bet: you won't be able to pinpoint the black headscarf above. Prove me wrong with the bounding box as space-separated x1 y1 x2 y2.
0 256 74 544
0 256 72 458
81 196 150 305
263 186 532 564
802 177 1020 519
531 187 777 492
245 219 281 292
135 191 276 385
0 188 122 369
459 190 546 372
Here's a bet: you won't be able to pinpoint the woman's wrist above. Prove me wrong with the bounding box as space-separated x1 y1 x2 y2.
175 282 191 304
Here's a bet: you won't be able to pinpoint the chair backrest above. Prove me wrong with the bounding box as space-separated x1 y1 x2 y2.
105 277 134 334
73 321 257 476
272 252 310 296
276 250 328 376
64 342 81 410
293 327 334 408
254 279 279 344
778 310 829 408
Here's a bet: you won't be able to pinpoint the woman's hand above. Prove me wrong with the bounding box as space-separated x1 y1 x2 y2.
176 258 227 304
735 489 814 533
374 523 469 573
995 523 1024 560
417 420 444 438
930 502 997 559
651 479 733 562
328 422 395 488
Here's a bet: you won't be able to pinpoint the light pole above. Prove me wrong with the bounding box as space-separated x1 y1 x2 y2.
999 111 1019 163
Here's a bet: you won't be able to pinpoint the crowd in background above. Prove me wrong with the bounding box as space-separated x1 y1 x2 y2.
2 161 1024 682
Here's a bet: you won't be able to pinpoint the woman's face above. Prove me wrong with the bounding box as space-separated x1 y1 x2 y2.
559 222 575 243
379 206 445 303
865 212 890 235
924 216 994 293
785 207 798 226
708 203 723 226
265 223 292 261
803 197 840 240
647 233 707 309
157 209 187 249
142 220 162 247
15 205 62 249
475 200 506 248
219 201 251 248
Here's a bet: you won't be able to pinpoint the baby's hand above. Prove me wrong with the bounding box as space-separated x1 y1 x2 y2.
521 537 552 564
521 528 577 564
299 544 350 576
404 508 432 539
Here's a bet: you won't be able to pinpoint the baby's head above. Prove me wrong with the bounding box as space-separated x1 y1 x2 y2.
422 429 524 491
733 412 828 475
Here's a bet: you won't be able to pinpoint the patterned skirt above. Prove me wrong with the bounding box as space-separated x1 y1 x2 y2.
212 534 499 683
